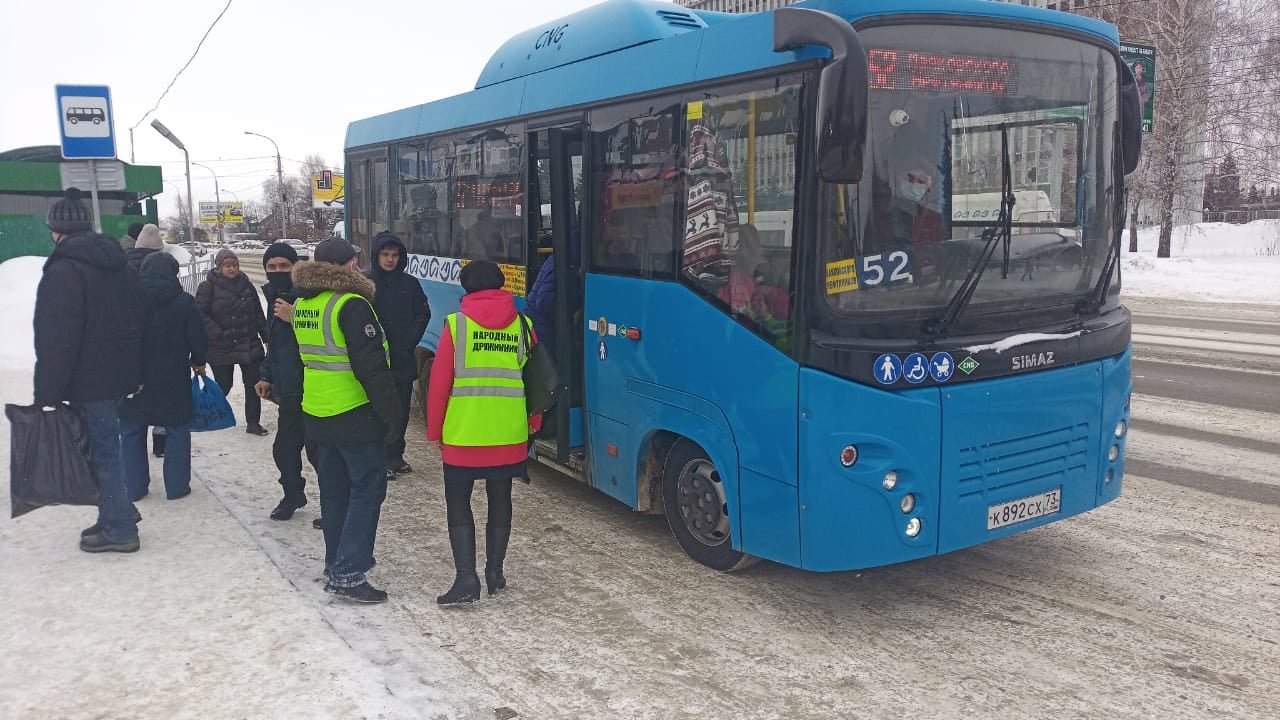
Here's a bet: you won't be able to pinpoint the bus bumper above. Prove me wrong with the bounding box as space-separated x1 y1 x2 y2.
796 349 1130 572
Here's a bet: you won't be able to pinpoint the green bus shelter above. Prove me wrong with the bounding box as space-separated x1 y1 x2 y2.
0 146 163 263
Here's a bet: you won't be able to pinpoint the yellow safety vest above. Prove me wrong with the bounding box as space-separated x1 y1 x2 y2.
442 312 529 446
293 290 387 418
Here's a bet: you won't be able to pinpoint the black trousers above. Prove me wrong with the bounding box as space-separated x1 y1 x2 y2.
212 362 261 425
386 377 414 462
273 396 318 499
444 475 514 529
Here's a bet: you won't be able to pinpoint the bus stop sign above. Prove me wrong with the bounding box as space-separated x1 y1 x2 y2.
55 85 116 160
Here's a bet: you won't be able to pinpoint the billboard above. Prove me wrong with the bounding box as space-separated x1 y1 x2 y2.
312 170 344 209
1120 43 1155 132
199 201 245 223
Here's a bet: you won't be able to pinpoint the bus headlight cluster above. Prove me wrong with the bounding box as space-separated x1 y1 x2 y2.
905 518 922 537
882 471 899 491
1114 420 1127 438
900 493 916 514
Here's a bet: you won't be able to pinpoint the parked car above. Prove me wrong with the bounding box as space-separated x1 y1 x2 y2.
280 238 311 260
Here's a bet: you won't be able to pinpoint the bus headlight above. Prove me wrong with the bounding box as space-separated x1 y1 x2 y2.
905 518 922 537
883 471 899 491
1114 420 1127 438
900 493 916 514
1108 445 1120 462
1106 469 1114 484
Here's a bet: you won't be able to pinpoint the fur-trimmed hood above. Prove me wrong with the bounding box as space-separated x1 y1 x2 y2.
292 261 375 303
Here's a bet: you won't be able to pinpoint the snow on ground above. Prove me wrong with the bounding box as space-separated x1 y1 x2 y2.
1121 220 1280 305
0 260 449 720
0 218 1276 718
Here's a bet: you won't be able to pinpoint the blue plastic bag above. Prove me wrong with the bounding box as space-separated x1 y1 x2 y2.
191 376 235 432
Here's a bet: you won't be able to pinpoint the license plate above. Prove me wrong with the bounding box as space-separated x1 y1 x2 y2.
987 489 1061 530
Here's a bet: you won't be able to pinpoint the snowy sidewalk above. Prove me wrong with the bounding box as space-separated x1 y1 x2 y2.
0 368 437 720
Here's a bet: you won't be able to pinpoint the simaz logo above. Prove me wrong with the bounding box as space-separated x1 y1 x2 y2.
1011 351 1055 370
536 24 569 50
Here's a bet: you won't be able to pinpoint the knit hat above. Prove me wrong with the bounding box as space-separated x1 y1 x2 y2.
261 241 299 268
313 239 358 266
127 222 146 240
135 223 163 250
214 248 239 269
47 188 94 234
140 251 180 277
460 259 506 294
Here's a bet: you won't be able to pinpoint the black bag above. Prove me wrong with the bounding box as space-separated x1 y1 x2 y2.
519 314 562 416
6 403 100 518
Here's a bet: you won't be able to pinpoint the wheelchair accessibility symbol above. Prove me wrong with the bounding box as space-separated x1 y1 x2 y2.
903 353 929 384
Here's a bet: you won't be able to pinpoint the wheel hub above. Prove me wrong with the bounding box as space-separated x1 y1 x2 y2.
676 458 729 547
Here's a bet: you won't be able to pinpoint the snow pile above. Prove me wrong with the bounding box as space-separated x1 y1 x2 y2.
1122 220 1280 304
164 241 192 265
0 257 43 371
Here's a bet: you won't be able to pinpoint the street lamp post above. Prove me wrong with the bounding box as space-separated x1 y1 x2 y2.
151 119 196 247
192 162 223 245
245 131 286 239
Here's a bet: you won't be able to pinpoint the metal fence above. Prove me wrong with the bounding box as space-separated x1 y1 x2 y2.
1203 209 1280 224
179 257 214 295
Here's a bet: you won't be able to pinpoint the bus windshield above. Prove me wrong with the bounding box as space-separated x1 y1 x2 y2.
818 23 1120 336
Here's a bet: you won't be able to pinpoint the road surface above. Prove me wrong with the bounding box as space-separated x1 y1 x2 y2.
186 294 1279 719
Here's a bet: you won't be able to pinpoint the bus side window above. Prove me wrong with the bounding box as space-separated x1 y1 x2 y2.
588 97 682 278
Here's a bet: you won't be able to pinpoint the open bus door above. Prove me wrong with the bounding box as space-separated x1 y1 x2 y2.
527 125 587 478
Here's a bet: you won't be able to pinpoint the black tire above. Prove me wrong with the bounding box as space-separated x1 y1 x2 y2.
662 439 758 572
68 117 78 124
92 118 102 125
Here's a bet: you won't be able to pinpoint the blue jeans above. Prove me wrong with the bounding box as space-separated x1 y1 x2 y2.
75 399 138 543
315 441 387 587
121 418 191 500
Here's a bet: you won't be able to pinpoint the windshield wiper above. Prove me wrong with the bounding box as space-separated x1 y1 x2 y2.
1081 136 1127 315
925 125 1015 337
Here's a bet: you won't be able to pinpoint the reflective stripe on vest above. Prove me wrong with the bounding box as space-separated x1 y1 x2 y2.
441 312 529 447
294 291 386 417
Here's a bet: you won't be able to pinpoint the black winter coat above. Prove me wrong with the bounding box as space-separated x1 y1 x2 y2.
34 231 145 406
120 273 208 427
259 280 304 398
195 270 267 366
125 246 158 272
366 234 430 381
292 261 403 445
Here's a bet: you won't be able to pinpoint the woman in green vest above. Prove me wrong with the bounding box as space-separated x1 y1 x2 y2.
427 260 542 605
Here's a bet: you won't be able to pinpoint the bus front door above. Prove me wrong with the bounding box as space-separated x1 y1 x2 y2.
527 125 586 475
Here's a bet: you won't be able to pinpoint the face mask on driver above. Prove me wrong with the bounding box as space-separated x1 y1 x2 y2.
899 180 928 204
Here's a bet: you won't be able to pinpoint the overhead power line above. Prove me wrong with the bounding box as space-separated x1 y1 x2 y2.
128 0 235 156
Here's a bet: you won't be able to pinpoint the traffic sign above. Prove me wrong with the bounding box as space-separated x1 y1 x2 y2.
55 85 116 159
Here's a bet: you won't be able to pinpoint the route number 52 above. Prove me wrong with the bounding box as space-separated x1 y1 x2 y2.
860 251 914 286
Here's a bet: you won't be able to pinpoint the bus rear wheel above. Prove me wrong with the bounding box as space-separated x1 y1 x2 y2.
662 439 757 572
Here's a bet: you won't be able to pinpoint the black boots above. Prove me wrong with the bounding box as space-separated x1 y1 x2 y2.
325 582 388 603
485 526 511 597
437 525 481 605
270 493 307 521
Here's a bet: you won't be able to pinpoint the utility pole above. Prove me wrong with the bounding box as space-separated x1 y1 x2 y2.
151 119 196 247
192 162 223 244
245 131 286 238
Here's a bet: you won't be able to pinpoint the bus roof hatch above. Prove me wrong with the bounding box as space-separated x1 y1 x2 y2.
474 0 709 89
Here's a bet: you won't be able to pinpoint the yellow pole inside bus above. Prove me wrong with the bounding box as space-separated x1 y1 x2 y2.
747 94 756 225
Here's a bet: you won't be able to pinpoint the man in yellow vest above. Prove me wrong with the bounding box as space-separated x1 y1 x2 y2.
293 239 403 603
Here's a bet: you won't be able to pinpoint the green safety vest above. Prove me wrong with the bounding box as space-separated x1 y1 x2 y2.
442 312 529 447
293 290 387 418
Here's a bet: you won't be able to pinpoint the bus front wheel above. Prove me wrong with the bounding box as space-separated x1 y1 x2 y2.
662 439 757 572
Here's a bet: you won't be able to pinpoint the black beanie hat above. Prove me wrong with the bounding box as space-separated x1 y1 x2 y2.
47 188 94 234
127 222 146 240
460 259 506 294
140 251 180 277
262 241 300 268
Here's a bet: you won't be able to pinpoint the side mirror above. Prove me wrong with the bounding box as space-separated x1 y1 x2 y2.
774 8 868 184
1118 60 1143 175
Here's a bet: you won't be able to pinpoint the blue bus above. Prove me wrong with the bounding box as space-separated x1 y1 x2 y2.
343 0 1141 572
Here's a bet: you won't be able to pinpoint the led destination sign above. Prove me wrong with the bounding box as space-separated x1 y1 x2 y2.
867 48 1018 95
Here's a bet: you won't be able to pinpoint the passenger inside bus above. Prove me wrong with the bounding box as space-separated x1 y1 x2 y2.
717 223 789 321
463 210 505 260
